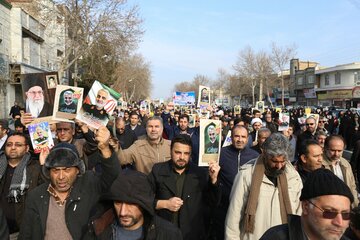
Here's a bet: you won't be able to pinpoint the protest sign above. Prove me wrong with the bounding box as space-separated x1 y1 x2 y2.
199 119 221 166
53 85 83 120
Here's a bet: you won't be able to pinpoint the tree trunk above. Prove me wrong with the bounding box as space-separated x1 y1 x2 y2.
281 74 285 107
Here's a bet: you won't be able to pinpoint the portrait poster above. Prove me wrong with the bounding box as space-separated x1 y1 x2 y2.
305 108 312 115
255 101 265 113
28 121 54 153
278 112 290 131
21 73 54 118
173 91 196 106
46 75 58 89
53 85 83 120
197 85 211 107
234 105 241 115
199 119 222 166
76 80 121 129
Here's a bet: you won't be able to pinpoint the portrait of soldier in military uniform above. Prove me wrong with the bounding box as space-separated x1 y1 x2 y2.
58 89 78 114
82 88 110 121
204 123 219 154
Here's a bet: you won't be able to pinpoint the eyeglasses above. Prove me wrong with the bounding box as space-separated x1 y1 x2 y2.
308 201 350 220
6 142 27 147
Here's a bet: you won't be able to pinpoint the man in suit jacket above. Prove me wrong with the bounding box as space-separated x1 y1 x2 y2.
148 135 221 240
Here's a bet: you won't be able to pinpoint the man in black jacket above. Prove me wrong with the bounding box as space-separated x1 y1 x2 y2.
148 135 221 240
19 126 120 240
260 168 353 240
92 170 182 239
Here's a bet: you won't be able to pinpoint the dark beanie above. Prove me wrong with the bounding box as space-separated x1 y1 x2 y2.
300 168 354 203
22 73 46 92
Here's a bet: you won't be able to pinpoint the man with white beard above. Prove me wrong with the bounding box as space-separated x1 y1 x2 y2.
23 74 53 118
82 88 110 121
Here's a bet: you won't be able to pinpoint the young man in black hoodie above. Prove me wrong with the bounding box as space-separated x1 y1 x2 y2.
92 170 182 240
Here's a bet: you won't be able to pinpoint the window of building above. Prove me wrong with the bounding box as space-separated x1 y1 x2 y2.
297 76 303 85
354 71 360 83
307 75 315 84
325 74 329 85
335 72 341 85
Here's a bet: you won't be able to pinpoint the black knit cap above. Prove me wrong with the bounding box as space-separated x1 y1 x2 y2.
300 168 354 203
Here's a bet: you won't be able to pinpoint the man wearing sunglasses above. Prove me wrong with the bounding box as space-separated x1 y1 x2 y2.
260 168 353 240
296 117 317 158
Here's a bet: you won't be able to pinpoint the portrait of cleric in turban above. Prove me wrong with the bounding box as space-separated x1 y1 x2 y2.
22 73 53 118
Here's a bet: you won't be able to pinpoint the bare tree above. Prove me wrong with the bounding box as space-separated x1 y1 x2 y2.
112 54 152 102
233 46 258 106
255 50 273 105
271 42 297 107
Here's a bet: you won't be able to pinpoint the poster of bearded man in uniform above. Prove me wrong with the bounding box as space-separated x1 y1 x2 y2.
199 119 221 166
76 80 121 129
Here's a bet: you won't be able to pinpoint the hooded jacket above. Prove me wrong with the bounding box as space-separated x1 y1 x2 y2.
92 170 182 240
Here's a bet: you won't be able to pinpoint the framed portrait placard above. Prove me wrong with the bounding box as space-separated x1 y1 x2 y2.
28 121 54 153
53 85 84 120
199 119 221 166
46 75 58 89
197 85 211 108
76 80 121 129
255 101 265 113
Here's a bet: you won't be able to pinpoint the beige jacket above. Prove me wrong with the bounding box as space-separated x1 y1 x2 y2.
225 158 303 240
322 155 359 207
117 137 171 174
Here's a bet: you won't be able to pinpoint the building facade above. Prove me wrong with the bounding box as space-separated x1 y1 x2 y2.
315 63 360 108
0 0 67 118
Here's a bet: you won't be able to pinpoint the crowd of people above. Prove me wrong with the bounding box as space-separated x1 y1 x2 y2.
0 100 359 239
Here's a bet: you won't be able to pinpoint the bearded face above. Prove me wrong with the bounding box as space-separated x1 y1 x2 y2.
26 86 45 117
95 90 108 110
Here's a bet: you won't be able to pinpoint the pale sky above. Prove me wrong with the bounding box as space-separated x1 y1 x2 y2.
133 0 360 99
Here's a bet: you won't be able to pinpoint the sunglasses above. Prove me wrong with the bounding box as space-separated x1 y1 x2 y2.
319 121 326 123
306 123 314 126
308 201 350 220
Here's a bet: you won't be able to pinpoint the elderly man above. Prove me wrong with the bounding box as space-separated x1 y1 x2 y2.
91 170 182 239
19 127 119 239
0 133 43 238
23 74 53 118
225 133 302 240
213 126 259 240
260 168 354 240
251 127 271 154
116 116 171 174
148 135 221 240
322 135 359 207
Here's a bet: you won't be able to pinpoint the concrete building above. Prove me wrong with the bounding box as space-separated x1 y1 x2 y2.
0 0 67 118
0 0 12 117
289 59 319 106
315 62 360 108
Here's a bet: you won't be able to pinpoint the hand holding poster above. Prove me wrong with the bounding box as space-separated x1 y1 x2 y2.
199 119 221 166
28 121 54 153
